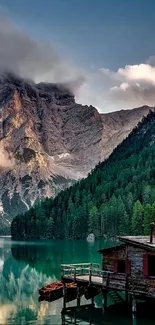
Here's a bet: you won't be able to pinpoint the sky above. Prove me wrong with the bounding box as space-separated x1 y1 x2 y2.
0 0 155 112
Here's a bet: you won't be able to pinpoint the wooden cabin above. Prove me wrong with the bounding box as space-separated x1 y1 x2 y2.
61 226 155 314
99 234 155 301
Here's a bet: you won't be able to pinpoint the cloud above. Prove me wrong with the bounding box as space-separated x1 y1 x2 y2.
0 18 84 87
110 83 155 108
77 62 155 111
107 63 155 109
0 17 155 112
118 64 155 84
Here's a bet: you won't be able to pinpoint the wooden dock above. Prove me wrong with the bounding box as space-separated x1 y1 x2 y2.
61 263 126 290
61 233 155 319
61 262 125 312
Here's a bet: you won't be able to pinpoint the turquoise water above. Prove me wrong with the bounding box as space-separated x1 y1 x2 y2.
0 237 154 324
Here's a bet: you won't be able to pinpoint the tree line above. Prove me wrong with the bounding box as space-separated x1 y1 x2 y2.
11 110 155 240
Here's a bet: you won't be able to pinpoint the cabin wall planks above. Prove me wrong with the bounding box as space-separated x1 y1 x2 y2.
102 243 155 298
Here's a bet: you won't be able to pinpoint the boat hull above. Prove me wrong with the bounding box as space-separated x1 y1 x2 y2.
39 281 79 300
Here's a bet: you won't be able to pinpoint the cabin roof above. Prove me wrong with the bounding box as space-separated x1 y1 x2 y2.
118 236 155 251
98 236 155 254
98 244 125 254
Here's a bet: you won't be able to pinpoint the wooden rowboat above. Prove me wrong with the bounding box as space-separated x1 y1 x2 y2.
39 281 77 298
39 288 78 303
38 290 62 302
39 281 62 296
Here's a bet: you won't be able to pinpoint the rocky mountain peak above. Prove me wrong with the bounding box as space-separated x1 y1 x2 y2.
0 73 152 230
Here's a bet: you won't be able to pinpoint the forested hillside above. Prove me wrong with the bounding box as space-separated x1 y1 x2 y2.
1 74 150 230
11 110 155 240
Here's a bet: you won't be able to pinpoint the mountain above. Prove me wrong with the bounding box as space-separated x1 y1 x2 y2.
11 111 155 240
0 73 151 231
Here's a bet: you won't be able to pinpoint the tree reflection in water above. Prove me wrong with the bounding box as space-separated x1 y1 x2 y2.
1 237 148 325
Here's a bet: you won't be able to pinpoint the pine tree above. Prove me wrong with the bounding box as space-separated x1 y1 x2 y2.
143 204 152 235
132 201 144 235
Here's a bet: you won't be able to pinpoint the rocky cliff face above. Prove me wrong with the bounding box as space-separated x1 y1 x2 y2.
0 73 151 227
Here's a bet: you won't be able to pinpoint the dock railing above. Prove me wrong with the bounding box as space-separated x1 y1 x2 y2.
61 263 112 284
61 263 126 289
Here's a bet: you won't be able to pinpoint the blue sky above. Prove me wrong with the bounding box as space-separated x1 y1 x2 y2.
0 0 155 111
1 0 155 69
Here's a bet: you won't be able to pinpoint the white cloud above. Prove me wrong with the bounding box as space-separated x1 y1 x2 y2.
118 64 155 84
111 82 129 92
120 82 130 91
77 62 155 111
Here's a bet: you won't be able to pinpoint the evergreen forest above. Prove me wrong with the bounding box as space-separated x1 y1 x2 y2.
11 111 155 240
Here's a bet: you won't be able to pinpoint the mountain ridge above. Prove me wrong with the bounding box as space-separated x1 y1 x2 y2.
11 110 155 240
0 73 152 230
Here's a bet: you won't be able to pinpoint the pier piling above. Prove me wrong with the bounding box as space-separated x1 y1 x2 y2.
132 295 137 314
63 282 66 310
77 285 81 310
102 290 107 310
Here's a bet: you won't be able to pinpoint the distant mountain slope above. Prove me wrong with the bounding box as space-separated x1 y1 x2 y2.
100 106 151 158
11 111 155 240
0 73 151 231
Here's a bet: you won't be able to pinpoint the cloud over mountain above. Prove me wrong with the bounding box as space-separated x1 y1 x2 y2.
0 18 84 87
76 62 155 111
0 17 155 112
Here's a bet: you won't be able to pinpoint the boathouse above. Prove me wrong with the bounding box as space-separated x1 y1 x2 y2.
61 226 155 313
100 234 155 300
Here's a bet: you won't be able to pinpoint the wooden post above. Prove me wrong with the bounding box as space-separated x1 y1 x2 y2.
74 267 76 282
102 270 104 284
132 295 137 314
61 265 64 280
126 292 129 305
61 312 65 325
132 314 137 325
91 295 95 307
106 272 109 288
63 282 66 310
77 285 81 310
125 274 128 304
150 222 155 243
97 264 100 276
89 264 92 285
102 290 107 310
89 313 92 325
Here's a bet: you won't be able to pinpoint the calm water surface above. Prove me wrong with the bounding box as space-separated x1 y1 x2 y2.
0 237 154 325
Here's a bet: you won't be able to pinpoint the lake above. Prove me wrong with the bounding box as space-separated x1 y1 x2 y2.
0 237 154 325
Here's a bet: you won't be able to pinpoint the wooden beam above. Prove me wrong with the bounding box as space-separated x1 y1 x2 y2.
102 289 107 310
77 285 81 311
63 282 67 310
132 295 137 314
89 265 92 285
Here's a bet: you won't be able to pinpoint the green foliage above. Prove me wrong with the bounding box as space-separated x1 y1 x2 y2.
131 200 144 235
143 203 155 235
11 111 155 240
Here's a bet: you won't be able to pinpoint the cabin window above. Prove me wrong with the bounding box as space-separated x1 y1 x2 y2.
143 253 155 277
117 260 126 273
113 259 131 275
148 255 155 276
